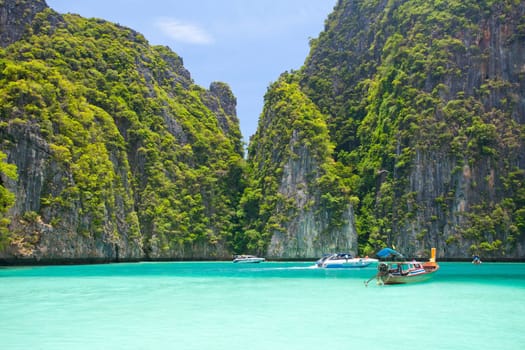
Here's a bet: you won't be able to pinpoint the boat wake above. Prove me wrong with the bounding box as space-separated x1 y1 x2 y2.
239 265 319 272
261 265 319 271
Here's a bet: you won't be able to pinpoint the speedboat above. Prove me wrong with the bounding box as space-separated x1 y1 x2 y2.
365 247 439 285
232 255 265 263
316 253 378 268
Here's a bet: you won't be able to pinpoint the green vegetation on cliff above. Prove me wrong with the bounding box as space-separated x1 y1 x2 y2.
295 0 525 257
2 0 524 260
239 0 525 259
0 6 244 259
237 74 357 257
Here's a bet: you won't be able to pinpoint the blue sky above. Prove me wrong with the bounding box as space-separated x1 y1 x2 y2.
45 0 337 145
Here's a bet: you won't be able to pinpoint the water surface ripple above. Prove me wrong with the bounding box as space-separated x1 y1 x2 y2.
1 262 524 349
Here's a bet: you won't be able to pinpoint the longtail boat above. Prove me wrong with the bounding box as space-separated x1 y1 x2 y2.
365 248 439 286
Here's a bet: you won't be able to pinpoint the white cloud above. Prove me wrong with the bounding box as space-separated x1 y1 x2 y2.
155 18 213 45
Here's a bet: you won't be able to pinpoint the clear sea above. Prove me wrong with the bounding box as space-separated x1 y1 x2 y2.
1 261 524 350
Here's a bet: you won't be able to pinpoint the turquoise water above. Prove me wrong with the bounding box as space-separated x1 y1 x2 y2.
1 262 524 350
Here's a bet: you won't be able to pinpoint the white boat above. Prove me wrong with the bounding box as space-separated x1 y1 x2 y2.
316 253 378 268
232 255 265 263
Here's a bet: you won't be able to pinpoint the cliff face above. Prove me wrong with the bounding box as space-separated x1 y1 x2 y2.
0 0 49 47
240 78 357 259
268 136 357 258
2 0 524 262
1 117 144 262
295 0 525 259
0 0 244 263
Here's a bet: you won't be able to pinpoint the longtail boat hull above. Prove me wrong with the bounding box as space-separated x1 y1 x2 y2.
365 247 439 286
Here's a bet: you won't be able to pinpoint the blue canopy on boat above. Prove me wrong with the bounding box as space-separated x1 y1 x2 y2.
376 248 404 259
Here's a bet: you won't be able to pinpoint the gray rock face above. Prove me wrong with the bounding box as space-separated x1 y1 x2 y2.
268 138 357 258
299 0 525 259
0 0 241 263
1 119 144 264
202 82 243 155
246 78 357 260
399 2 525 259
0 0 48 47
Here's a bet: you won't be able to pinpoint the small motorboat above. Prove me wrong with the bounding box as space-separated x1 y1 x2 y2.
232 255 265 263
316 253 378 268
472 255 482 264
365 247 439 286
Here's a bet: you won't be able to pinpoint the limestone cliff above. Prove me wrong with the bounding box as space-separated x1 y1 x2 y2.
2 0 524 262
296 0 525 259
0 0 244 263
240 77 357 259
